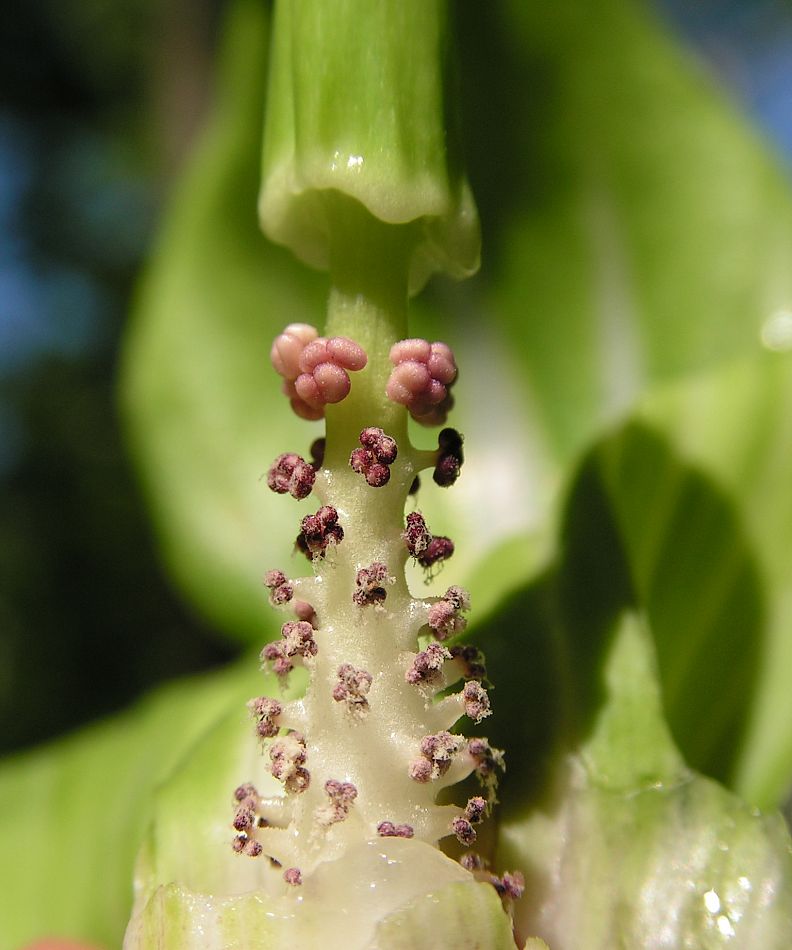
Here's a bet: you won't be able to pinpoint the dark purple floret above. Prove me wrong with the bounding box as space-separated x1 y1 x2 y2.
249 696 283 738
462 681 491 723
266 453 316 500
405 642 451 686
433 428 464 487
359 426 398 464
403 512 431 557
465 796 487 824
460 852 485 872
452 816 477 846
332 663 373 714
318 779 358 825
377 821 414 838
493 870 525 900
349 435 395 486
353 562 391 606
449 645 487 682
417 535 454 569
264 569 294 606
309 437 325 468
297 505 343 558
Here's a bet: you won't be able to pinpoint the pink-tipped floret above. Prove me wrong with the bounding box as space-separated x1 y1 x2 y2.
387 339 457 425
294 337 367 412
271 324 318 379
271 325 367 419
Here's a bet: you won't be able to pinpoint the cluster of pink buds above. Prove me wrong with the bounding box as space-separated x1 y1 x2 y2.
350 426 398 487
428 585 470 639
266 452 316 500
261 620 317 680
271 323 367 419
386 339 457 425
403 511 454 572
296 505 343 559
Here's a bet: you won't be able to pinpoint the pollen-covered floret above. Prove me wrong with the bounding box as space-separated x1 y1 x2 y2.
462 681 491 723
269 732 310 793
452 796 487 846
433 428 464 487
402 512 454 571
467 738 505 804
449 644 487 682
427 586 470 639
248 696 283 739
377 821 414 838
315 779 358 827
231 783 265 857
352 561 393 606
350 426 398 487
405 642 451 687
492 871 525 901
264 569 294 606
296 505 344 559
409 731 465 783
266 453 316 499
284 867 302 886
261 620 318 681
386 338 457 426
403 512 431 557
332 663 373 717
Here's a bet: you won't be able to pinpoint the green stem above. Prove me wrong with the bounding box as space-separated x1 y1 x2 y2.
323 198 417 465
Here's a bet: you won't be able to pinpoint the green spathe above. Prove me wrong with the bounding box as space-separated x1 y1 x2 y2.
259 0 480 292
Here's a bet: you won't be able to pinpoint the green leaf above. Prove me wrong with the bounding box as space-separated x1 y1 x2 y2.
0 657 262 949
121 0 328 645
496 613 792 949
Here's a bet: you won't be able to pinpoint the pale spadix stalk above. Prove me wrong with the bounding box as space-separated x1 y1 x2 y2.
124 1 526 947
236 202 502 877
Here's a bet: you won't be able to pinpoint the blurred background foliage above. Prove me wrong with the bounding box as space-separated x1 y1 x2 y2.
2 0 792 756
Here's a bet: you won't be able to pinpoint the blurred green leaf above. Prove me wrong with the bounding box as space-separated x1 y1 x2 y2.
0 656 261 949
5 0 792 946
497 613 792 949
